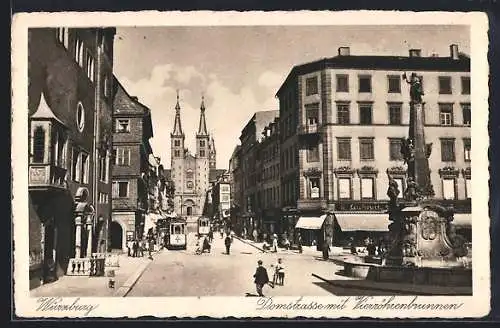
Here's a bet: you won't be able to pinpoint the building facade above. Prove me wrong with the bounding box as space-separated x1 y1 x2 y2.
169 94 219 225
237 110 280 237
228 145 243 232
28 27 116 289
111 79 154 251
276 45 471 246
209 172 231 225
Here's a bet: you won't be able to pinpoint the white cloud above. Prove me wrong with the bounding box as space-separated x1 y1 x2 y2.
118 64 279 169
257 70 283 90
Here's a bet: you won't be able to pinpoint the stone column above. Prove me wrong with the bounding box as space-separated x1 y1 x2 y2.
410 102 432 195
86 216 93 257
74 216 82 258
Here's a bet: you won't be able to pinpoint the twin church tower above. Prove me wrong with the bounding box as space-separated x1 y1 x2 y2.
170 92 217 219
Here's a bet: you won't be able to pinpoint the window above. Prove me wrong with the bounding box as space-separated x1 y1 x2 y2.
98 192 108 204
76 102 85 132
462 103 471 126
439 76 452 94
309 178 320 199
85 53 94 82
336 74 349 92
337 138 351 160
305 103 319 126
439 103 454 126
200 150 205 157
81 153 89 184
388 103 402 125
389 138 403 161
463 138 471 162
359 138 375 160
53 130 67 167
305 76 318 96
32 126 45 163
186 170 194 179
99 156 106 182
359 103 373 125
442 178 456 200
186 207 193 216
112 181 129 198
55 28 69 48
174 150 181 157
337 103 350 124
200 140 205 147
361 178 374 199
71 148 80 181
388 75 401 93
114 147 131 166
116 119 130 133
174 140 180 147
338 178 351 199
358 75 372 93
306 143 320 162
103 76 110 97
461 76 470 95
74 38 84 67
465 178 471 199
440 138 456 162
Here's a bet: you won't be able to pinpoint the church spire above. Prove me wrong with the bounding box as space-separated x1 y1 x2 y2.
172 90 184 137
197 94 208 136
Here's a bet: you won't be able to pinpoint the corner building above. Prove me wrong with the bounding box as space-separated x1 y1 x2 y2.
277 45 471 246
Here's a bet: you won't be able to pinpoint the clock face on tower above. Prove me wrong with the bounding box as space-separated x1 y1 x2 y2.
187 181 193 189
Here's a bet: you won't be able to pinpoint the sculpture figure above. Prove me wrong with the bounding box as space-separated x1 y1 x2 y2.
404 177 418 201
387 176 400 212
402 72 424 104
400 138 415 166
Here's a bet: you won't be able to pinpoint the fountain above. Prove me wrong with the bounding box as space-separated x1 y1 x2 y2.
341 72 471 288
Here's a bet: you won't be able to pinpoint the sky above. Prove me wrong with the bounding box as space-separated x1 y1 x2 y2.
112 25 469 170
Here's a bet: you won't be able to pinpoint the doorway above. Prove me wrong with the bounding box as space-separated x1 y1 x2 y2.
110 221 123 250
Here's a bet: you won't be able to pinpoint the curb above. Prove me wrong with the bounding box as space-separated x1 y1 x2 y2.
113 251 160 297
233 236 267 253
311 273 472 296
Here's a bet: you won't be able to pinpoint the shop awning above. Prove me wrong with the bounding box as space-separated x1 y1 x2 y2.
295 215 327 230
452 214 471 228
334 214 390 232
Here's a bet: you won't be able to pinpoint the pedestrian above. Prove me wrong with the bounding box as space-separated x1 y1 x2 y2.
208 229 213 243
253 260 271 296
220 227 224 239
225 234 232 255
148 238 154 260
367 238 377 257
127 239 132 257
297 233 303 254
132 239 138 257
322 241 330 260
272 234 278 253
272 258 285 286
252 229 258 242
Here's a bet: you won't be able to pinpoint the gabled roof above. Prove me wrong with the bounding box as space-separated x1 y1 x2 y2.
276 53 470 97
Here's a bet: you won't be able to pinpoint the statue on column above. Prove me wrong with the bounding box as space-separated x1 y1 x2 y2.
402 72 424 104
387 176 400 214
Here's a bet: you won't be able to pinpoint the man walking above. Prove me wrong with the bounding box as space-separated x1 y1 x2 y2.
225 234 232 255
253 260 271 297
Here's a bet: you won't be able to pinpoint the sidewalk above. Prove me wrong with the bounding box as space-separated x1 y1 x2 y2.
30 251 159 297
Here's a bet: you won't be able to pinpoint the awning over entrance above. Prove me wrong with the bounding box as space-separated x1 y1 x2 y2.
452 213 471 228
334 214 390 232
295 215 327 230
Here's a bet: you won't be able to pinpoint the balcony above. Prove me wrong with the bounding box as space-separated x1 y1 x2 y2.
29 164 68 191
297 198 327 211
298 124 320 136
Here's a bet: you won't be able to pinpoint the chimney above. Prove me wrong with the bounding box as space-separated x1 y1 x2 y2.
409 49 422 58
131 96 138 101
338 47 350 56
450 44 459 60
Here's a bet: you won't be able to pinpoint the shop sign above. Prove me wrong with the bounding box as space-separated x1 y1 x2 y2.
335 201 387 212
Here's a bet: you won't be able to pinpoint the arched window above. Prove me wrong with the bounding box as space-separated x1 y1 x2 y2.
186 207 193 216
33 126 45 163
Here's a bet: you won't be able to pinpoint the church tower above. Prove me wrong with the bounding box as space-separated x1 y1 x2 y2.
195 96 210 212
209 136 216 169
170 91 185 215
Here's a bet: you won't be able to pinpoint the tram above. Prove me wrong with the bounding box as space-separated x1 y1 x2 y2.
198 217 211 236
157 217 187 250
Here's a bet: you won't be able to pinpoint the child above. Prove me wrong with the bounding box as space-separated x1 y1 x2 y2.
274 258 285 286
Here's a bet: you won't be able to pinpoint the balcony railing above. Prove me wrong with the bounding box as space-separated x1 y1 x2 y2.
297 124 320 135
297 198 327 211
29 164 67 191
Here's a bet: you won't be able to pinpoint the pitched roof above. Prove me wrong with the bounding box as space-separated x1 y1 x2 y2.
209 169 227 182
30 91 66 126
276 53 470 96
